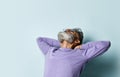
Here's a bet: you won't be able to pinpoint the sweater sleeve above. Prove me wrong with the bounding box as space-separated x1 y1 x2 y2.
81 41 111 60
36 37 60 55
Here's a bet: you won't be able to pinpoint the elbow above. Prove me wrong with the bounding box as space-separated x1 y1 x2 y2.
36 37 43 43
104 41 111 47
100 41 111 49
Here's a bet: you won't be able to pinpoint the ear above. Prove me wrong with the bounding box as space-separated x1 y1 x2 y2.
75 39 80 44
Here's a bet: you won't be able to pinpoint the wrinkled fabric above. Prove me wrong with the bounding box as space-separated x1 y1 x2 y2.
36 37 111 77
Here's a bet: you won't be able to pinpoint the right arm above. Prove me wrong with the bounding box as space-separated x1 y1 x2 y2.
77 41 111 60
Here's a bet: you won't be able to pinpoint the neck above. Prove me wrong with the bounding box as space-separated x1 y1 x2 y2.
61 44 72 49
60 41 73 49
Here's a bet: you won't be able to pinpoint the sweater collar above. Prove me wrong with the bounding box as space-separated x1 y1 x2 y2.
59 47 74 51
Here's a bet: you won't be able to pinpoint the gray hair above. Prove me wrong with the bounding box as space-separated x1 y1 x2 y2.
58 31 74 43
58 27 83 44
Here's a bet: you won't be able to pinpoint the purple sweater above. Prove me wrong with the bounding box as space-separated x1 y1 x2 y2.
36 37 111 77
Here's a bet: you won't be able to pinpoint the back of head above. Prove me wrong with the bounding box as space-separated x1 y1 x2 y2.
58 27 84 45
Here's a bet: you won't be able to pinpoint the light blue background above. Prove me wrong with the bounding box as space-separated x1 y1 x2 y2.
0 0 120 77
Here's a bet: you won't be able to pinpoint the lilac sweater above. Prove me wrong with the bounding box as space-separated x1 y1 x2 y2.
36 37 111 77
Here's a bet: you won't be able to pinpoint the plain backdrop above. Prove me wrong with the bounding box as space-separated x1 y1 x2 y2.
0 0 120 77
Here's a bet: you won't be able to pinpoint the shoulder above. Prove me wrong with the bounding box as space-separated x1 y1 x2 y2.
47 47 59 54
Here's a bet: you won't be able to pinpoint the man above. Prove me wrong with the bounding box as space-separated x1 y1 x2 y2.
36 28 111 77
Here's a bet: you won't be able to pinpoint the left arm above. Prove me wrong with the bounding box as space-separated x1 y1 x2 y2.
36 37 60 55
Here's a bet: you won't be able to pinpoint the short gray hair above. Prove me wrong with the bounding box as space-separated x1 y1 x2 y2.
58 28 84 44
